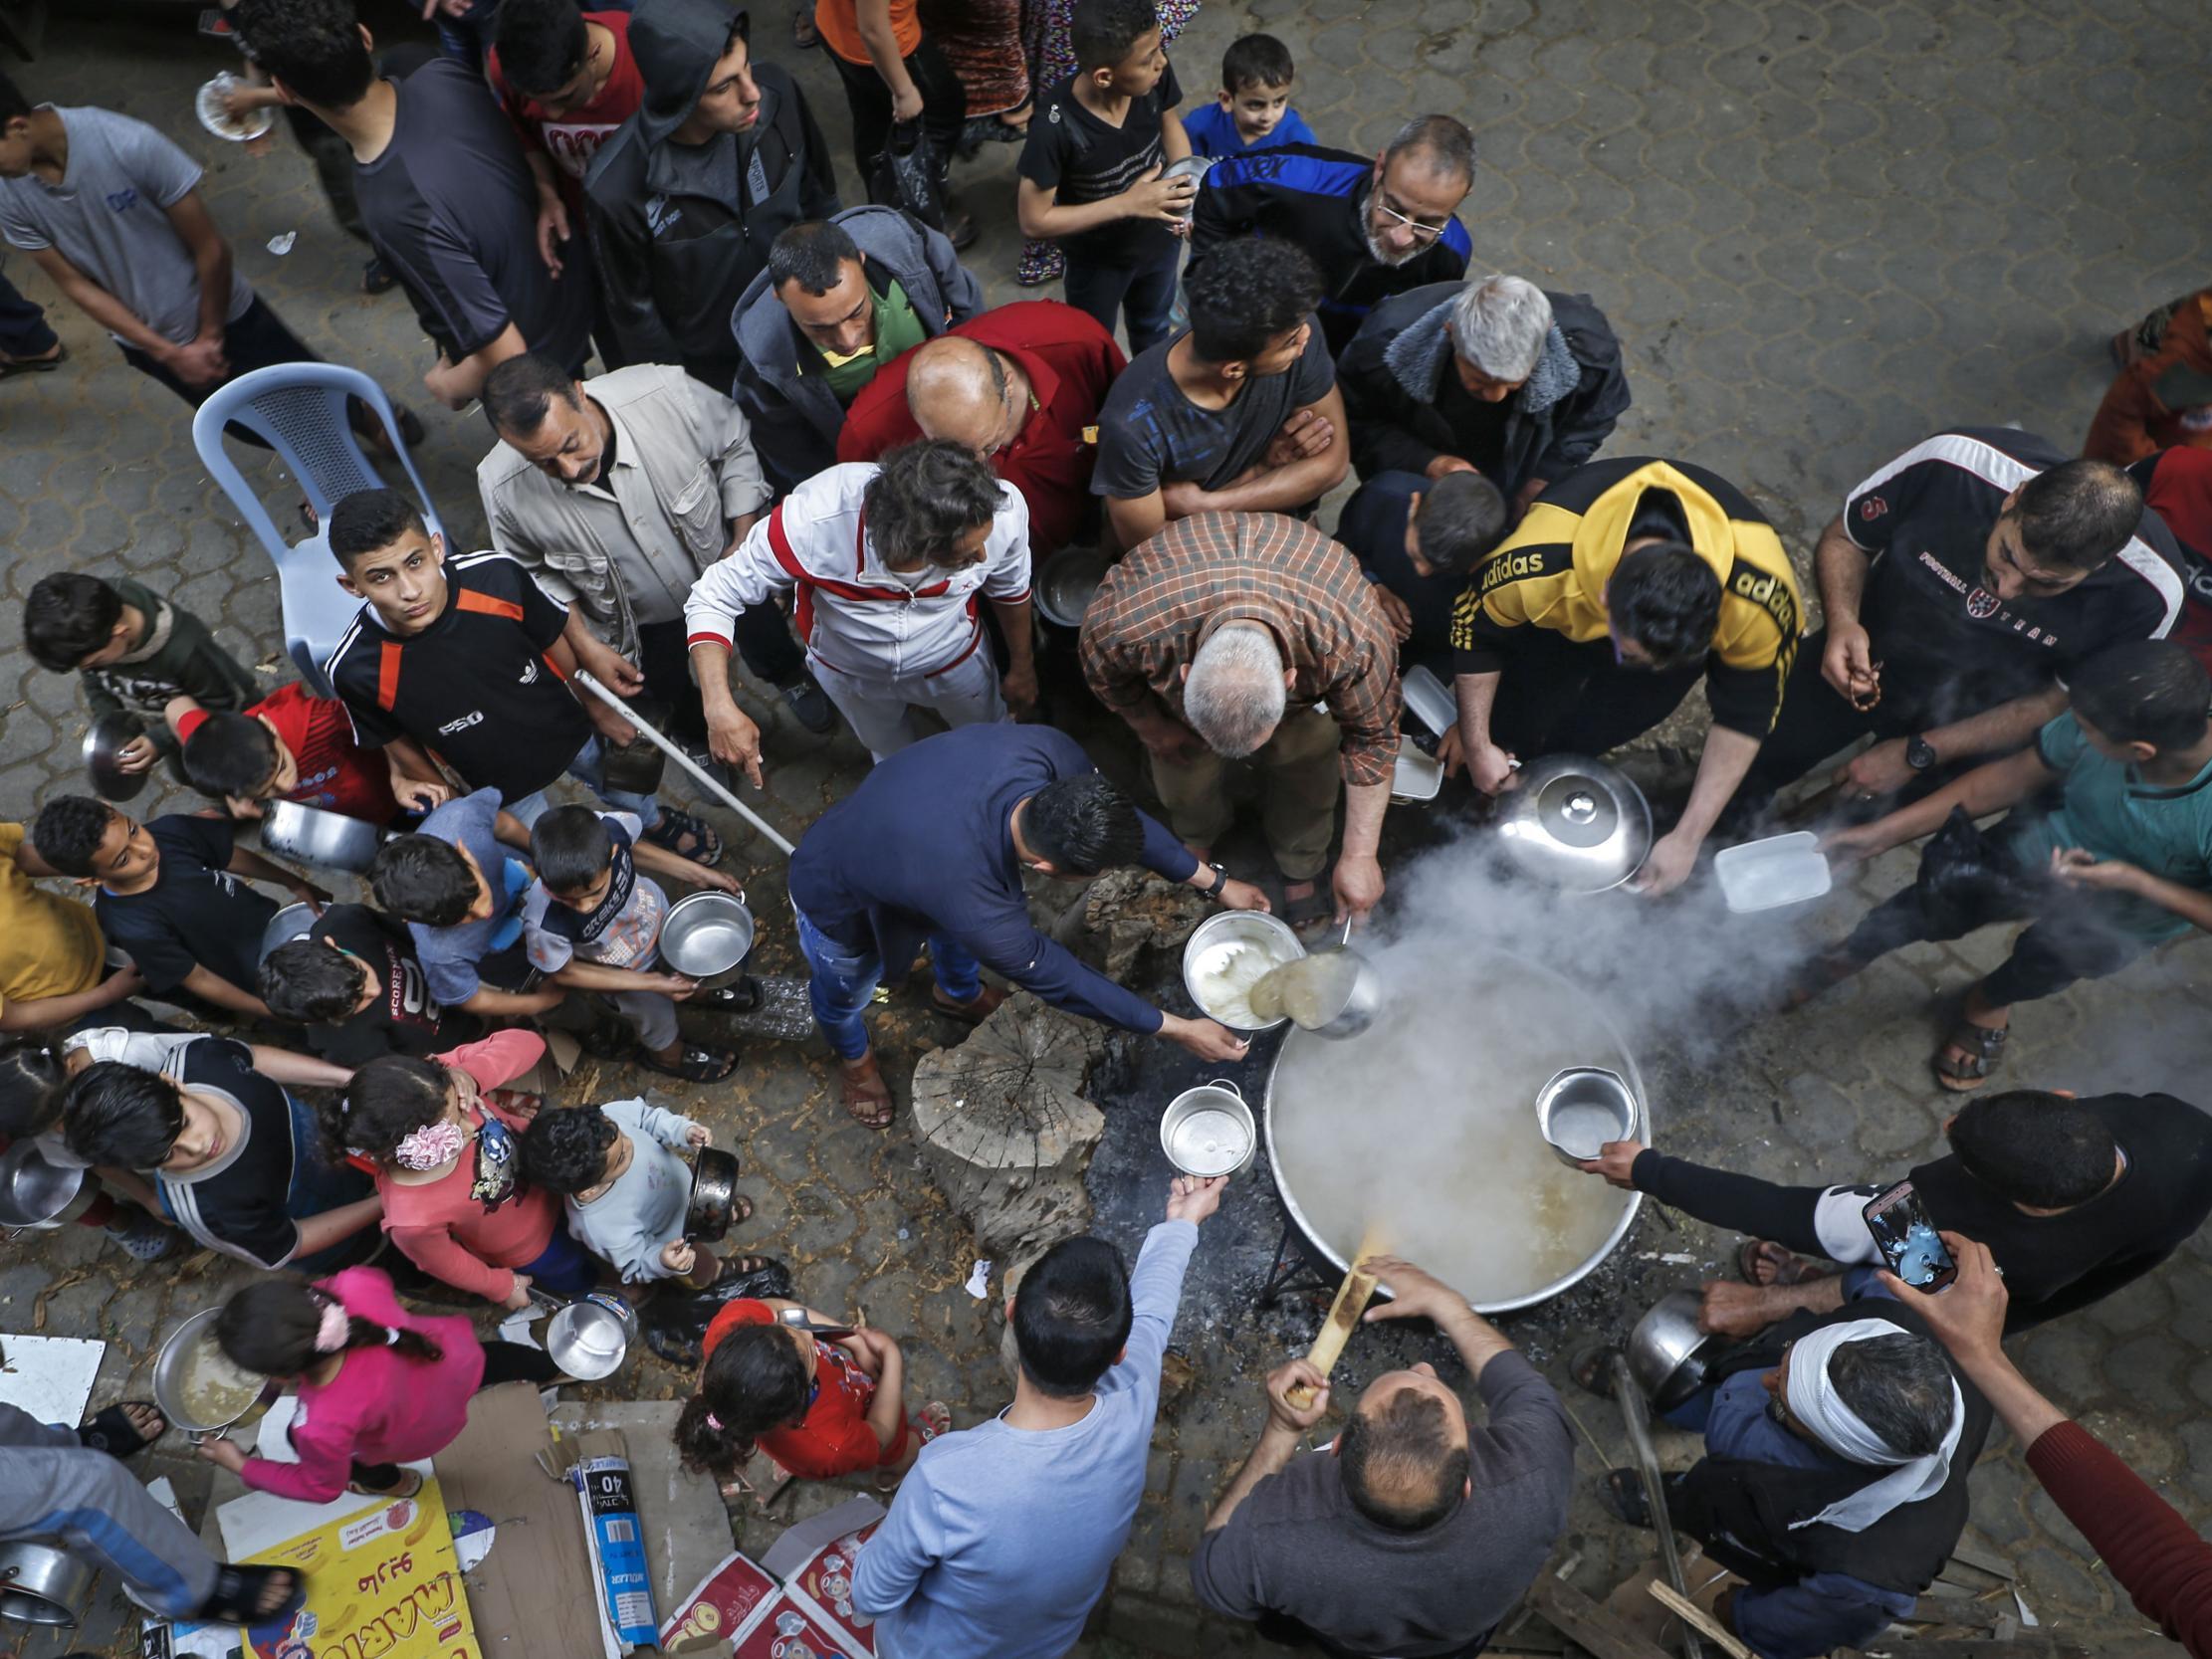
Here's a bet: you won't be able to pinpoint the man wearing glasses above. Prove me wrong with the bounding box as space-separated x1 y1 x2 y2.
1189 113 1476 356
1735 430 2184 819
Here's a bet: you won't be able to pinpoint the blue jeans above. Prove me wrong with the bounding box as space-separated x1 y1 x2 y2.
792 905 980 1061
520 1224 596 1296
1061 245 1183 354
507 735 663 831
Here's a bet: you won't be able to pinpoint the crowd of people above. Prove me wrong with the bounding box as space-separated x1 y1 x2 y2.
3 0 2212 1655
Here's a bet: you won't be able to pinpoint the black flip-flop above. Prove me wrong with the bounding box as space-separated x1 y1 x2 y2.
79 1401 166 1459
1601 1467 1655 1529
196 1563 307 1625
643 808 724 867
692 975 762 1014
0 344 66 376
1568 1343 1620 1399
639 1043 738 1083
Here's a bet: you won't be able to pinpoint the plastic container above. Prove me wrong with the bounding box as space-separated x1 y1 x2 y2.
1714 831 1833 913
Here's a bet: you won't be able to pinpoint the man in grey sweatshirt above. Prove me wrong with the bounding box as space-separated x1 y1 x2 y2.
1190 1256 1575 1658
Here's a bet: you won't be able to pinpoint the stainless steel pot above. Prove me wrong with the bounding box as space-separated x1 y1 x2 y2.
659 890 755 990
83 714 151 803
261 799 383 874
258 901 317 965
684 1146 742 1242
0 1143 91 1232
1034 546 1108 629
1626 1289 1719 1412
1181 910 1304 1033
1160 1079 1256 1177
545 1294 637 1381
1535 1066 1642 1167
151 1309 283 1445
1492 753 1652 892
599 699 670 795
0 1542 96 1628
1262 946 1649 1314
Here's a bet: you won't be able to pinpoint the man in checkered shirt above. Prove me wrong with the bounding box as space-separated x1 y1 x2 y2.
1079 512 1403 926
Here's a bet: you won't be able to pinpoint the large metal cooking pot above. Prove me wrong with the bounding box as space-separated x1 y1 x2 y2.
1262 946 1649 1314
0 1542 96 1628
1627 1289 1720 1412
83 714 151 803
261 799 383 874
0 1143 91 1232
1492 754 1652 892
659 890 755 990
151 1309 283 1445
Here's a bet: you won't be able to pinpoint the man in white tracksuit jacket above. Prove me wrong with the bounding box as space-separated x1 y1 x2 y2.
684 441 1035 771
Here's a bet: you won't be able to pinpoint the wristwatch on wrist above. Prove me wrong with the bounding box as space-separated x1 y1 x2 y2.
1201 861 1227 896
1905 734 1938 772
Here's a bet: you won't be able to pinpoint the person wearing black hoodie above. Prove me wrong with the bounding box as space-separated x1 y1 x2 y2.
583 0 838 394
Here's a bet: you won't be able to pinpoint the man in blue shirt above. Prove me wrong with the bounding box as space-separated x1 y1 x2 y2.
786 724 1262 1125
852 1173 1225 1656
1622 1290 1991 1659
1189 113 1475 355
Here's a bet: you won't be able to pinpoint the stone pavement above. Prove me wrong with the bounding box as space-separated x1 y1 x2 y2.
0 1 2208 1655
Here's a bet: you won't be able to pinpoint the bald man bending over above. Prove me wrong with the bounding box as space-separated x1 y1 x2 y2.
1192 1258 1573 1657
838 299 1127 556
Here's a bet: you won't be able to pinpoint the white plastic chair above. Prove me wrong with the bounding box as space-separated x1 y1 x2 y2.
191 363 445 696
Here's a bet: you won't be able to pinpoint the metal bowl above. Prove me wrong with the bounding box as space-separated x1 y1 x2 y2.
195 73 277 143
684 1146 741 1242
1492 753 1652 892
261 799 384 874
1626 1289 1719 1412
659 890 756 990
546 1296 636 1381
0 1542 96 1628
83 714 151 803
0 1144 89 1232
1034 547 1109 629
1535 1066 1642 1167
152 1309 283 1444
1181 910 1304 1032
1160 1080 1255 1177
258 902 317 965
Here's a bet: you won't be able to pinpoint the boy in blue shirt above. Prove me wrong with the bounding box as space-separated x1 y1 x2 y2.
1181 33 1317 159
1812 640 2212 1089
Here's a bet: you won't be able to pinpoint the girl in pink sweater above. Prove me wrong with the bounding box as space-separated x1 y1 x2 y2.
195 1268 557 1503
342 1031 595 1307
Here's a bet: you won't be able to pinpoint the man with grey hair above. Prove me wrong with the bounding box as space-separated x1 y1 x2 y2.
1191 113 1478 355
1341 271 1630 518
1079 513 1402 929
1594 1287 1990 1657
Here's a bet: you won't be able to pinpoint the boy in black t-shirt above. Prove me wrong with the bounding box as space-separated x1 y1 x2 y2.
1017 0 1196 353
31 796 329 1020
323 489 725 865
258 904 486 1066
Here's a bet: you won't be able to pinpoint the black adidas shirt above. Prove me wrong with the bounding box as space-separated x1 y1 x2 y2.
329 552 589 803
1843 427 2185 715
307 904 483 1066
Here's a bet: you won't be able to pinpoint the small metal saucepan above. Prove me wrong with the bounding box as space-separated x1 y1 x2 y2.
1625 1289 1720 1413
1159 1079 1256 1178
543 1292 640 1381
151 1309 283 1446
598 699 670 796
684 1146 742 1242
0 1542 97 1629
83 714 151 803
258 902 318 965
658 889 756 990
260 799 383 875
1534 1065 1642 1168
0 1143 92 1234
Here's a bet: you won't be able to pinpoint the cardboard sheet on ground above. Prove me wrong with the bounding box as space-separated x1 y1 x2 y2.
437 1381 604 1659
0 1333 104 1427
661 1497 886 1659
217 1473 477 1659
552 1398 733 1613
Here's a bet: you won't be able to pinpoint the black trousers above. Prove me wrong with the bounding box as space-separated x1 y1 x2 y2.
1737 629 1924 806
637 612 807 747
348 1339 559 1490
0 267 57 357
1840 834 2148 1006
1486 631 1706 759
831 35 966 181
119 295 326 452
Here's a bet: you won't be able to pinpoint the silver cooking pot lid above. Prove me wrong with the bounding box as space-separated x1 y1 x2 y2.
1492 753 1653 891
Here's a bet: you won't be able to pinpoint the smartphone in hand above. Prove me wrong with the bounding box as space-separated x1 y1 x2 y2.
1862 1179 1958 1293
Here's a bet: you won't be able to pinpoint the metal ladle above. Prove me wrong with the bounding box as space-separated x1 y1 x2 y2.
1246 919 1382 1039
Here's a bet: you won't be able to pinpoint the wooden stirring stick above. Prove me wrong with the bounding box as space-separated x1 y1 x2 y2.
1286 1224 1388 1409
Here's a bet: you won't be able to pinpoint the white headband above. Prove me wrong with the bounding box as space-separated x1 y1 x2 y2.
1782 1318 1964 1534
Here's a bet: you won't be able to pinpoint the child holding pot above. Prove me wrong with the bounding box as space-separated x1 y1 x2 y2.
196 1267 558 1503
341 1031 593 1308
676 1294 950 1491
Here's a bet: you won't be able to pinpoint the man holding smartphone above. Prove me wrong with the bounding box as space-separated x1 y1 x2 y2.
1574 1086 2212 1337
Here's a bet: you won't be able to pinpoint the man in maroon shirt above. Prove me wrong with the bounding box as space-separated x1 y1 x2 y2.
488 0 644 278
837 300 1126 556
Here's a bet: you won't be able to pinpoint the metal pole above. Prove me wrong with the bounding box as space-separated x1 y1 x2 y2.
573 671 796 858
1613 1351 1706 1659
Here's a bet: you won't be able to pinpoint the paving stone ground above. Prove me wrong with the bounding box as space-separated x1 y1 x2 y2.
1 2 2209 1656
